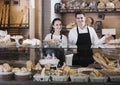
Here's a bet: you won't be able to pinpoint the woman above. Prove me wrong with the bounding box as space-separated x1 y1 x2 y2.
68 11 113 67
44 18 67 48
43 18 67 66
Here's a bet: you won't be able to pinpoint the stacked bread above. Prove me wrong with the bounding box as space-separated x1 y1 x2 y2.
93 53 116 69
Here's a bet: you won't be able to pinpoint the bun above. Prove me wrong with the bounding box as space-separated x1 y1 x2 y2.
21 67 28 72
3 63 12 72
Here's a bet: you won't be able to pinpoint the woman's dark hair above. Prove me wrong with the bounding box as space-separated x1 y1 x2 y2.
50 18 62 34
75 10 85 18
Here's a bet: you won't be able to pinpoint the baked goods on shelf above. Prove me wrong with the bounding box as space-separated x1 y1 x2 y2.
0 63 13 81
97 2 106 11
22 38 41 46
106 2 115 11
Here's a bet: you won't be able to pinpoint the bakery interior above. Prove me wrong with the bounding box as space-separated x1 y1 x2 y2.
0 0 120 84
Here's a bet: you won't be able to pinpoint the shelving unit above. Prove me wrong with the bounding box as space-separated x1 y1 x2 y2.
0 0 29 38
55 2 120 14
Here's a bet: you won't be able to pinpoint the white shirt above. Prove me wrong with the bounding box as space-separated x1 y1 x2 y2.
68 26 105 46
44 33 68 48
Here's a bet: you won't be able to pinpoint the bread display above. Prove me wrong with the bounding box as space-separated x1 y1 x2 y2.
0 63 12 72
93 53 116 69
0 30 16 47
22 38 41 46
89 69 108 82
0 63 13 81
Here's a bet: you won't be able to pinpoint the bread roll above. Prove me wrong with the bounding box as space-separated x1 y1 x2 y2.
3 63 12 72
12 67 21 72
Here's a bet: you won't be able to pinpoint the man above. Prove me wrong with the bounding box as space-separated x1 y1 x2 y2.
68 11 112 67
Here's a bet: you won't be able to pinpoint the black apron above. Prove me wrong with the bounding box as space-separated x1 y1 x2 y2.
72 26 94 67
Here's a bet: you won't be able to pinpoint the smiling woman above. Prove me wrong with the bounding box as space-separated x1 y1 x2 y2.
44 18 68 48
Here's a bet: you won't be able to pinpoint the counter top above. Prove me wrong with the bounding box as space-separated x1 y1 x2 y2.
0 81 120 85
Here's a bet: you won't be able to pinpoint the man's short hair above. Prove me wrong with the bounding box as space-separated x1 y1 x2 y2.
75 10 85 17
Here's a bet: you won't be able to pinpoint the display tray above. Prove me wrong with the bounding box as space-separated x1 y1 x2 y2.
14 72 32 81
109 76 120 82
51 75 69 82
89 76 108 82
0 81 120 85
70 75 89 82
15 75 32 81
0 72 14 81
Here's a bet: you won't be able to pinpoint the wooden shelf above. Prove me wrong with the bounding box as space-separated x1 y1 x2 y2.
55 8 120 14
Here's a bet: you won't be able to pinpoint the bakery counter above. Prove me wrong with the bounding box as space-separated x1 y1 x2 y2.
0 81 120 85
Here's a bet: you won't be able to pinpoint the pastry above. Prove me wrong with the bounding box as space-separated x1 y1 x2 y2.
12 67 21 72
97 2 106 11
21 67 28 72
3 63 12 72
106 2 115 11
26 60 33 71
34 63 42 71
